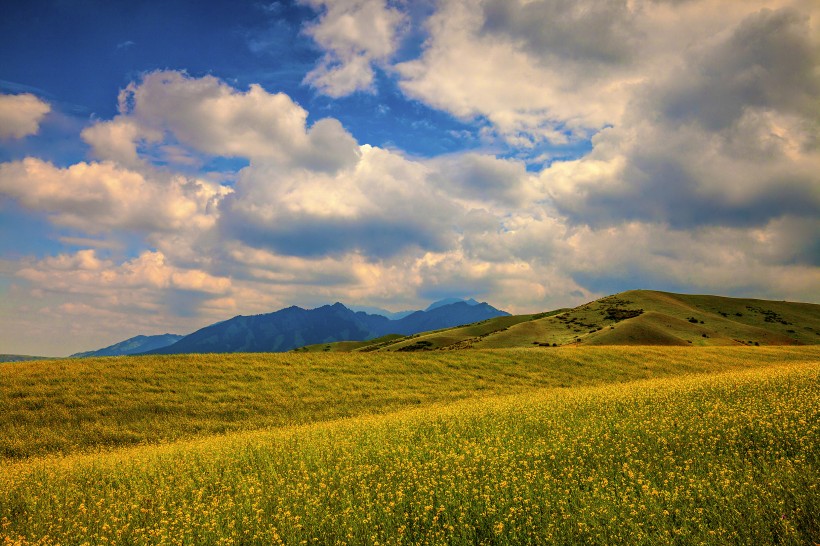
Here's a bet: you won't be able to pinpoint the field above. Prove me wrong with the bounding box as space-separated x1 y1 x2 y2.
1 347 819 544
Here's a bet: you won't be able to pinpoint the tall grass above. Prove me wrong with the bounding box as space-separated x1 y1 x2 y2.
2 347 818 459
2 357 819 545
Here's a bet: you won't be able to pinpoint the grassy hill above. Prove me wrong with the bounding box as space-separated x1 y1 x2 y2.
1 348 818 544
375 290 819 350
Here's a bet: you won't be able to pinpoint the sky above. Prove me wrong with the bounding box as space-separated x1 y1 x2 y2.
1 0 819 356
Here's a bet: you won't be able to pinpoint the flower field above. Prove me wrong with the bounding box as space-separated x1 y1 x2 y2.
1 348 818 545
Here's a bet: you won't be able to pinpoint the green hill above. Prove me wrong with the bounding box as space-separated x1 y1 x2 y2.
373 290 819 350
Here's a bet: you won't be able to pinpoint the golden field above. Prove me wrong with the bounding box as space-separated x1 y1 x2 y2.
2 347 818 545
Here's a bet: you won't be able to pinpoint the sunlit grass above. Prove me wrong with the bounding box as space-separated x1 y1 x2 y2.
2 357 818 545
2 347 817 459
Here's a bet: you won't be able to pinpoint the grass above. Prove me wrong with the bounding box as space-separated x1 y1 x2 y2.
369 313 560 352
2 347 818 460
1 354 818 545
292 334 405 353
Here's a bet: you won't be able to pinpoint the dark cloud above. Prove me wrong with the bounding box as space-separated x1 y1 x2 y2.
552 144 820 230
651 7 820 131
482 0 639 65
429 153 533 207
549 6 820 232
220 204 456 259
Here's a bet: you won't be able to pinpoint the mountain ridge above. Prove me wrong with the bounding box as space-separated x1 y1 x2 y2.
144 300 510 355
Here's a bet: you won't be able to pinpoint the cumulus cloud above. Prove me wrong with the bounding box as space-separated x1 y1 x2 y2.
221 144 462 258
544 6 820 229
394 0 820 153
5 249 235 353
651 7 820 132
81 116 161 168
395 0 643 146
562 220 820 301
0 93 51 139
14 249 234 326
86 71 361 171
0 158 227 234
427 153 537 208
482 0 640 65
301 0 406 96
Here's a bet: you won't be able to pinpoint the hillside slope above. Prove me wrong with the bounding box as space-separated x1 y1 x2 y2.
467 290 819 349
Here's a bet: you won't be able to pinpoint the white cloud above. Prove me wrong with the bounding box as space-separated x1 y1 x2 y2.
543 5 820 229
96 71 361 171
81 116 161 168
3 249 235 355
0 158 227 234
221 144 462 258
0 93 50 139
301 0 406 96
562 220 820 302
395 0 640 145
394 0 820 152
16 250 232 311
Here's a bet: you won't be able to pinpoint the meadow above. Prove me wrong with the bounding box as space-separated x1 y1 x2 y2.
1 347 816 459
1 347 818 545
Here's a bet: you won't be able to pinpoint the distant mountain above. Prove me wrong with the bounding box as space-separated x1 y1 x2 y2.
71 334 184 358
390 302 509 335
425 298 479 312
347 305 415 320
147 303 390 355
148 301 510 355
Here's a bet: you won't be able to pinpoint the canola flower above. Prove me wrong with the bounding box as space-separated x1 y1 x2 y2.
1 358 818 545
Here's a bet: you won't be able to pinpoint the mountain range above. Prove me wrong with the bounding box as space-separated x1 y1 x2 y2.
72 298 508 357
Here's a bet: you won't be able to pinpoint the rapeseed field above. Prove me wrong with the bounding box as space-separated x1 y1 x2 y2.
1 347 815 459
1 348 818 545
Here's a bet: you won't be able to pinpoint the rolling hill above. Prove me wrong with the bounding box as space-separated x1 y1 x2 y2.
467 290 820 349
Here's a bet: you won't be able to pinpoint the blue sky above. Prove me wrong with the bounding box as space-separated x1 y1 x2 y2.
1 0 818 355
